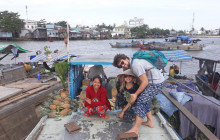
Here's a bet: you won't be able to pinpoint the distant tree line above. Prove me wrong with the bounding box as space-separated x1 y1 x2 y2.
0 11 25 37
130 24 170 38
1 10 219 38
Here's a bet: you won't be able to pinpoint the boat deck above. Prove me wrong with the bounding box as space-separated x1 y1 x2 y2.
35 112 181 140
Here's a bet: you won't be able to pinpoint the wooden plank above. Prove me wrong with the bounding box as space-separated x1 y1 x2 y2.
26 116 48 140
161 89 219 140
0 83 62 119
5 82 49 92
0 86 22 102
0 81 59 108
0 105 39 140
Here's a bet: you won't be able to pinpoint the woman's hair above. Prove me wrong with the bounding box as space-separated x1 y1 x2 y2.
113 54 129 68
119 75 135 92
92 75 102 84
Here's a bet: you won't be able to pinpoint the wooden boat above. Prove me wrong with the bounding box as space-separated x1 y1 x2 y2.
193 56 220 99
26 52 220 140
0 64 62 140
27 54 183 140
138 36 205 51
109 41 140 48
0 47 73 140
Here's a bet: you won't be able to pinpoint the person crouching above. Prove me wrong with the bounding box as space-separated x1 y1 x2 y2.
84 75 111 119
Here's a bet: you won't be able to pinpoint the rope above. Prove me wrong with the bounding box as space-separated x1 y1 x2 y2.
168 76 220 107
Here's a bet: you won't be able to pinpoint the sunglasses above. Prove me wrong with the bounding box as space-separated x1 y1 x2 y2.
124 75 133 78
118 61 124 68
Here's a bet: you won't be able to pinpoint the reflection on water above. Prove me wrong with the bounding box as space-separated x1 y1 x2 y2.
0 38 220 77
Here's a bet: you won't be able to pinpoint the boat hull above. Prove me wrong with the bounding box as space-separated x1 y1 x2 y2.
0 83 62 140
140 42 204 51
110 41 140 48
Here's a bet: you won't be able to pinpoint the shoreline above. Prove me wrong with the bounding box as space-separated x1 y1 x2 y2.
0 36 219 42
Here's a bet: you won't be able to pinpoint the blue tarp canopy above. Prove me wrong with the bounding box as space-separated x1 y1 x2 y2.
119 43 132 46
162 50 192 61
30 53 77 62
177 36 191 41
69 54 113 65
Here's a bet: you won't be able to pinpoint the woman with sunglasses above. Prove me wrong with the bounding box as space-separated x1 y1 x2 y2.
84 75 111 120
113 53 165 136
115 69 139 120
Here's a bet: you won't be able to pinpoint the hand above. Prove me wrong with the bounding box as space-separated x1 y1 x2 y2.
130 94 138 103
112 96 116 102
117 111 124 119
85 98 91 104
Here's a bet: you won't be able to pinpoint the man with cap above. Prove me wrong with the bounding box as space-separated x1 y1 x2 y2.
113 54 165 135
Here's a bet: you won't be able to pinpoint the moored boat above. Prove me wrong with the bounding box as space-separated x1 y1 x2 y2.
138 36 205 51
193 56 220 99
27 51 219 140
109 40 140 48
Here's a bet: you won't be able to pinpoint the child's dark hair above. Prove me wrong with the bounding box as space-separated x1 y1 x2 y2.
113 54 129 68
92 75 102 84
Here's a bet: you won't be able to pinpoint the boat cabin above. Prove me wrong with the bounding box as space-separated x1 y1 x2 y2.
193 56 220 99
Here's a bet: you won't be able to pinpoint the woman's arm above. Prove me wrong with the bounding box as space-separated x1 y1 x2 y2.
85 86 92 107
118 103 131 118
130 73 148 103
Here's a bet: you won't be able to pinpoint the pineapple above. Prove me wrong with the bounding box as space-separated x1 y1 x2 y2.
49 104 57 110
61 104 71 109
123 91 132 103
61 93 67 99
39 107 50 116
48 110 57 118
53 100 61 106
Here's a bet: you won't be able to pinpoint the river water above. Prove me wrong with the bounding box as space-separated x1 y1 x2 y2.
0 38 220 77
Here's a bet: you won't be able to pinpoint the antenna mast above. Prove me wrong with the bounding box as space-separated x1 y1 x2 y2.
26 5 28 22
192 12 194 31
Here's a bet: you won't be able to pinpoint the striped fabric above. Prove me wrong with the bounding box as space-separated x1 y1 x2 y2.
161 50 192 61
30 53 76 63
135 82 164 118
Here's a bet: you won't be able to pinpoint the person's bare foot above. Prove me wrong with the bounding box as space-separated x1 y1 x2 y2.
142 121 154 128
125 128 138 135
104 115 109 120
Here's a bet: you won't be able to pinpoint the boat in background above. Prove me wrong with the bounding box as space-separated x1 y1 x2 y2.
109 40 140 48
138 36 205 51
193 56 220 100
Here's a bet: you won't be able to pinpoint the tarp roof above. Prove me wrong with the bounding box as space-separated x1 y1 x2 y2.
68 50 192 65
30 53 77 63
0 44 31 54
177 36 191 41
162 50 192 61
31 50 191 64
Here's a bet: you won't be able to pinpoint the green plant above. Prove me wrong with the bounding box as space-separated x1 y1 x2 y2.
123 90 132 103
42 61 68 91
44 46 52 56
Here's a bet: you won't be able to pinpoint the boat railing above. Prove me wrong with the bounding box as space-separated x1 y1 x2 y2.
161 89 219 140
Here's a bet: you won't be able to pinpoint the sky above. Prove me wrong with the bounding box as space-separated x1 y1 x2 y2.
1 0 220 31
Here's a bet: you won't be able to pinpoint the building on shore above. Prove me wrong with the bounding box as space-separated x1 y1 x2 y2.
129 17 144 27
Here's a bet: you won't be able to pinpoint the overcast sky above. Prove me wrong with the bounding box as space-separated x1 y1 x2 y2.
1 0 219 30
